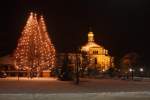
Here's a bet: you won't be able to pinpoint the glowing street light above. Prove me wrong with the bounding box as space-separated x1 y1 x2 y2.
129 68 133 72
140 68 144 72
102 69 105 72
139 68 144 77
129 68 134 80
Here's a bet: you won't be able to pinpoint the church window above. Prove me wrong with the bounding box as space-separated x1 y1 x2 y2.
93 50 98 54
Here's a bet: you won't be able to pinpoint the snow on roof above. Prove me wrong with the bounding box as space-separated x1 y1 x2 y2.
81 42 103 52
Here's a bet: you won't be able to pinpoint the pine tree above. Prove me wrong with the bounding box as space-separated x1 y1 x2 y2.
14 12 56 73
38 16 56 69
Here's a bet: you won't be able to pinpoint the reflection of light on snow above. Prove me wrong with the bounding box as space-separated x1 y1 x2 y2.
97 92 150 97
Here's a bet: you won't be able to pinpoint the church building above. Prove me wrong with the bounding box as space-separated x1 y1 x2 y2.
81 30 114 71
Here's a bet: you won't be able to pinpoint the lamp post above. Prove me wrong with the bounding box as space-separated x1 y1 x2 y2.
129 68 133 80
139 68 144 77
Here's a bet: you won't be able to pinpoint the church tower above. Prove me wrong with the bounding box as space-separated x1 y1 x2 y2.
88 31 94 42
88 27 94 42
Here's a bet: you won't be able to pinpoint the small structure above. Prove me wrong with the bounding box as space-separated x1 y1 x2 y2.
0 55 15 71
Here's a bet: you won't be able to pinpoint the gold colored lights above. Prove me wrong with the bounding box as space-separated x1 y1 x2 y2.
14 12 56 71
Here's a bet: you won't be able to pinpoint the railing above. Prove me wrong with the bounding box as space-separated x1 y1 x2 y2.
4 70 38 77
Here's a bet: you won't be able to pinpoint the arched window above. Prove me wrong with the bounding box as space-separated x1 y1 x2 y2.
96 51 98 54
93 50 98 54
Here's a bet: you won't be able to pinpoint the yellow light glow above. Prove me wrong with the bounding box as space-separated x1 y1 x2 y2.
81 30 114 71
14 12 56 71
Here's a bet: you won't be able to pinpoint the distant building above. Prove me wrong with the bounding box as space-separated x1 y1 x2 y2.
81 30 114 71
0 55 15 71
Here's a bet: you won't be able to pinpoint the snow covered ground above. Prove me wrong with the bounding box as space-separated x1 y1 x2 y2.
0 77 150 93
0 92 150 100
0 77 150 99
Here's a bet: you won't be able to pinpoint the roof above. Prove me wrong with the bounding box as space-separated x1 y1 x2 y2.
81 42 103 52
0 55 14 65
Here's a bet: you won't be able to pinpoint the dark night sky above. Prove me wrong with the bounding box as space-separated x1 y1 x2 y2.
0 0 150 63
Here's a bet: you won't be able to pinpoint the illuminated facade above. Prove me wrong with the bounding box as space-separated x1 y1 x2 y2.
81 30 114 71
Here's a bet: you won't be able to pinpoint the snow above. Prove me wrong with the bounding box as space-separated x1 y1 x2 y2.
0 92 150 100
0 78 150 93
0 78 150 99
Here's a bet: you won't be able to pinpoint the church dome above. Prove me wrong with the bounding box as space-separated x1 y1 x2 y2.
81 30 104 52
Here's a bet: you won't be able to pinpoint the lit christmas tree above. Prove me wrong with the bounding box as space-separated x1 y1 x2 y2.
14 12 56 72
38 16 56 69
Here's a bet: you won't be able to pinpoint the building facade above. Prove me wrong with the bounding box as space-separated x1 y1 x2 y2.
81 30 114 71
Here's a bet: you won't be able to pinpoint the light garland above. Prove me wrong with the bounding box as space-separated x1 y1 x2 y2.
14 12 56 71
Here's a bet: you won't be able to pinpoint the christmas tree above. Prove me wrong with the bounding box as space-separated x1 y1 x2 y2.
38 16 56 69
14 12 56 72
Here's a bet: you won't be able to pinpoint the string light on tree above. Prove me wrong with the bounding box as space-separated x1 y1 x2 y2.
14 12 56 72
38 15 56 68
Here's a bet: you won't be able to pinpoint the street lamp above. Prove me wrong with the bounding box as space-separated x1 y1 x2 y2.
139 68 144 77
102 69 105 72
140 68 144 72
129 68 132 72
129 68 134 80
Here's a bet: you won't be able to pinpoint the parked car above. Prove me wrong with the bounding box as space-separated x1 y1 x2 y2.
0 71 7 78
